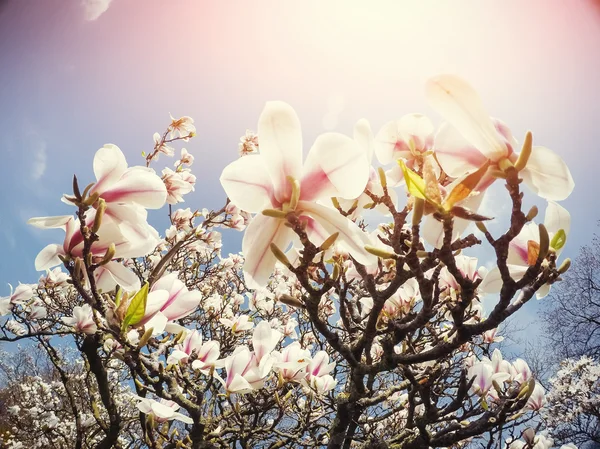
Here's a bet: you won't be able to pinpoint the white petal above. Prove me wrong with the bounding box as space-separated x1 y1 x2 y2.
35 244 63 270
536 283 551 299
220 155 274 213
426 75 507 161
94 261 141 292
257 101 303 203
242 214 293 289
520 146 574 201
353 118 374 163
544 201 571 236
100 167 167 209
298 201 374 266
300 132 369 201
28 215 73 229
480 265 529 294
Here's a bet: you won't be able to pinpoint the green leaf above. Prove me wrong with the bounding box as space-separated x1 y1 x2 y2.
550 229 567 251
398 160 427 200
121 282 149 331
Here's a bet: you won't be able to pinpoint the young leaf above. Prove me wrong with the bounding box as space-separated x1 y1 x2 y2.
550 229 567 251
443 161 490 211
122 282 149 331
398 159 427 200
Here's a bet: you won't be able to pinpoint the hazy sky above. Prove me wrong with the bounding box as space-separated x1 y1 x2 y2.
1 0 599 342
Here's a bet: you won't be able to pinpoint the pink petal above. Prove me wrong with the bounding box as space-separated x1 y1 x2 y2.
507 222 539 266
163 290 201 321
257 101 303 204
426 75 507 161
220 154 275 212
100 167 167 209
298 201 373 266
300 132 369 201
241 214 293 289
92 144 128 194
520 146 574 201
434 122 489 178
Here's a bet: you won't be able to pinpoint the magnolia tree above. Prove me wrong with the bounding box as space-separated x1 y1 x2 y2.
0 75 581 449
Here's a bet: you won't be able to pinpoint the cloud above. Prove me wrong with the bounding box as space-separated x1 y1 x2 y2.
82 0 113 21
31 140 47 181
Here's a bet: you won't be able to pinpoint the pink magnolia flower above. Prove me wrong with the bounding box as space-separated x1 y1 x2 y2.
526 382 547 410
220 101 373 288
481 201 570 299
426 75 574 201
28 213 146 291
306 351 336 378
162 167 194 204
142 272 202 325
440 255 484 291
1 283 33 305
219 314 254 334
482 328 504 344
62 304 97 334
167 330 220 372
219 346 270 394
273 341 312 383
135 397 193 424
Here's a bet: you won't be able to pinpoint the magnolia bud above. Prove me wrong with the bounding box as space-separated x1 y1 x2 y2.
270 243 292 268
526 205 538 221
92 198 107 234
278 294 306 309
412 197 424 226
138 327 154 348
99 243 116 266
364 245 395 259
320 232 339 251
378 167 387 189
537 224 550 263
558 258 571 274
515 131 533 171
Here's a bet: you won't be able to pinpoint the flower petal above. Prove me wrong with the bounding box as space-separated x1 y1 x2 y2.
354 118 374 163
480 265 529 294
94 261 141 292
92 144 128 193
300 133 369 201
426 75 507 161
544 201 571 236
28 215 73 229
242 214 293 289
520 146 574 201
220 154 275 212
100 167 167 209
433 122 489 178
34 244 63 270
298 201 373 266
257 101 303 203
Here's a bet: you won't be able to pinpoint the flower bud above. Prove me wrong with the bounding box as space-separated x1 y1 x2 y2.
92 198 107 234
320 232 339 251
515 131 533 171
412 197 424 226
278 294 306 309
270 243 292 268
99 243 116 266
138 327 153 348
526 205 538 222
364 245 395 259
537 224 550 263
558 258 571 274
378 167 387 189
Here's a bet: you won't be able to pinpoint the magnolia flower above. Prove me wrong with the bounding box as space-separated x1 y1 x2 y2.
167 330 220 373
1 283 34 304
374 113 439 186
135 397 193 424
426 74 574 201
142 272 202 327
482 328 504 344
252 320 282 366
273 342 312 383
439 255 484 291
153 132 175 157
468 361 510 396
175 148 194 167
62 304 97 334
28 303 47 320
38 268 69 289
168 114 196 141
220 101 373 288
239 129 259 156
28 213 144 291
526 382 546 410
219 314 254 334
306 351 336 378
219 346 270 394
481 201 570 299
162 167 194 204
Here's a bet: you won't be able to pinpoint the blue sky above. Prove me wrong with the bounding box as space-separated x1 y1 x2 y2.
1 0 600 341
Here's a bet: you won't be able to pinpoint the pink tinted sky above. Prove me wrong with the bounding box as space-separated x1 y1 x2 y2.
0 0 599 333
